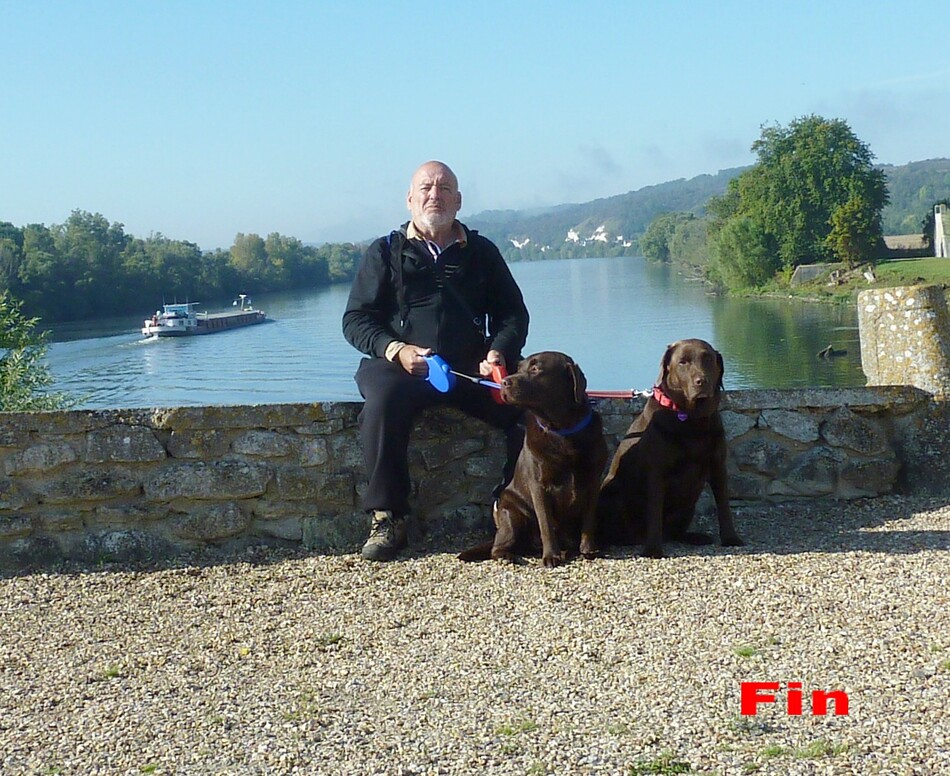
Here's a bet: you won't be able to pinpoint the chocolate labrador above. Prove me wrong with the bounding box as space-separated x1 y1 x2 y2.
458 351 608 567
597 338 744 558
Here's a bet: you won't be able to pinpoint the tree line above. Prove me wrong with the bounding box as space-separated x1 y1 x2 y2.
0 212 364 323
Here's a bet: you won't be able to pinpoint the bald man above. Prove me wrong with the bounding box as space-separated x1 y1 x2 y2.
343 161 529 561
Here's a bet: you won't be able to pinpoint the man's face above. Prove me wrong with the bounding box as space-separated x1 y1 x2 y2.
407 163 462 234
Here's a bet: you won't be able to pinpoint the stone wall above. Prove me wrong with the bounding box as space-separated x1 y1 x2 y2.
859 284 950 397
2 385 946 571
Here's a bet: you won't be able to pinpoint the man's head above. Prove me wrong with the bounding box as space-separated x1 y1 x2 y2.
407 161 462 237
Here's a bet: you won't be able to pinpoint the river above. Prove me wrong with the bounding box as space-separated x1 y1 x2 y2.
45 256 865 409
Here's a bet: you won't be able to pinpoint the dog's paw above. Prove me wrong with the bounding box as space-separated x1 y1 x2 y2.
721 533 745 547
579 539 599 559
542 553 564 568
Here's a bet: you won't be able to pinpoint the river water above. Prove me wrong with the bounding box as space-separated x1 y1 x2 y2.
45 256 865 409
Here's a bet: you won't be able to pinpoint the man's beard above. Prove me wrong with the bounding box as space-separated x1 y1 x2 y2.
416 209 455 232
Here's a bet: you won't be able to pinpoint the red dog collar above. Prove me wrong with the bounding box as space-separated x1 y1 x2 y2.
652 386 689 421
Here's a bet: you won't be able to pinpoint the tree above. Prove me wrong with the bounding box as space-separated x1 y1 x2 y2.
826 194 883 267
0 291 69 411
745 115 888 268
707 115 889 289
640 212 693 262
709 215 779 289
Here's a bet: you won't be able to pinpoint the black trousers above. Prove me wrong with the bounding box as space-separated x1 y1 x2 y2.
354 357 524 516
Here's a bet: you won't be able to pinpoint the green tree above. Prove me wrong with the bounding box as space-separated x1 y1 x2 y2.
709 215 779 289
708 115 888 289
230 233 269 287
744 115 888 269
668 216 711 273
826 194 883 267
0 291 69 411
640 212 693 262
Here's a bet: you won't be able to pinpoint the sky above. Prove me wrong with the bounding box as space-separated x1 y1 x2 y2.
2 1 949 251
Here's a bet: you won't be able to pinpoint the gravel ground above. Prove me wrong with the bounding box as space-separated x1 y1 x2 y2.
1 495 949 776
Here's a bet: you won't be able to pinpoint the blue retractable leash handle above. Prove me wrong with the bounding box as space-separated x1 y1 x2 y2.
423 354 503 393
423 354 457 392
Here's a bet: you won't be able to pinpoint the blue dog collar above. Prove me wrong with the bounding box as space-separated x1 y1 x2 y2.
536 409 594 437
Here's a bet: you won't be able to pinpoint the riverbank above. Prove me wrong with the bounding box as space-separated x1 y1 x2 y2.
753 257 950 305
2 494 947 775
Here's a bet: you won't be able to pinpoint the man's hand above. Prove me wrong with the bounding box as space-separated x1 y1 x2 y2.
479 349 506 377
397 344 433 376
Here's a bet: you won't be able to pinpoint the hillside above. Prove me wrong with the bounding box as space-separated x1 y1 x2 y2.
469 158 950 262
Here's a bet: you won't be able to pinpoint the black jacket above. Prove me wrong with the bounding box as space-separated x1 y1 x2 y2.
342 223 529 373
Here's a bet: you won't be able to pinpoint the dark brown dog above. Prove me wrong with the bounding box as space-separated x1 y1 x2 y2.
458 351 608 567
597 338 744 558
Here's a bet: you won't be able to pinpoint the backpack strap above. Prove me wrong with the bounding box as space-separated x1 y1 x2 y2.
385 230 409 328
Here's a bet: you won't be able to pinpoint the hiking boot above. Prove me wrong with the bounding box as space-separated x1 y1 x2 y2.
361 510 408 561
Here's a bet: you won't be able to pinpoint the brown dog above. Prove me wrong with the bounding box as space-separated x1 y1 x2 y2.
597 338 744 558
458 351 608 567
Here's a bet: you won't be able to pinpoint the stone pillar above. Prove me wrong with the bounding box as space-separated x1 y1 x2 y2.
858 284 950 397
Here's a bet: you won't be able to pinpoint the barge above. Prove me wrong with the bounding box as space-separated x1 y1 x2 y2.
142 295 266 337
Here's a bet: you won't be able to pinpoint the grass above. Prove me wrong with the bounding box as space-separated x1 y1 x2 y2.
733 644 759 658
99 664 123 680
495 717 538 736
759 738 848 760
315 632 343 650
759 256 950 304
628 751 693 774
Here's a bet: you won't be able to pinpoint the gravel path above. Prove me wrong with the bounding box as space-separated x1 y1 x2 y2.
2 495 948 775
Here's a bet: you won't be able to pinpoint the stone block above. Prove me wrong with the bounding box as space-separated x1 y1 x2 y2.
299 437 329 467
727 471 768 500
56 529 168 564
464 455 500 479
0 513 32 540
94 503 167 527
859 284 950 396
326 433 364 472
145 461 271 500
85 425 166 463
730 437 795 476
231 429 296 457
820 407 888 455
720 410 757 441
5 441 78 475
171 502 250 541
35 507 88 532
295 418 345 435
301 512 366 551
273 470 354 505
254 517 304 542
0 478 33 510
780 446 845 496
167 429 231 459
760 409 821 443
419 437 485 470
34 467 142 504
838 456 900 497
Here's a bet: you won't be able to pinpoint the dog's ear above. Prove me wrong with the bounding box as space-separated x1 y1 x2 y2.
658 342 676 386
715 349 725 391
569 363 588 405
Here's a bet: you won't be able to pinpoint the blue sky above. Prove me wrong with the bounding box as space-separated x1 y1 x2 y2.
2 1 948 250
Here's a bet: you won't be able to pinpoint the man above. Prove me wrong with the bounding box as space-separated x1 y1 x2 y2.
342 160 529 561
